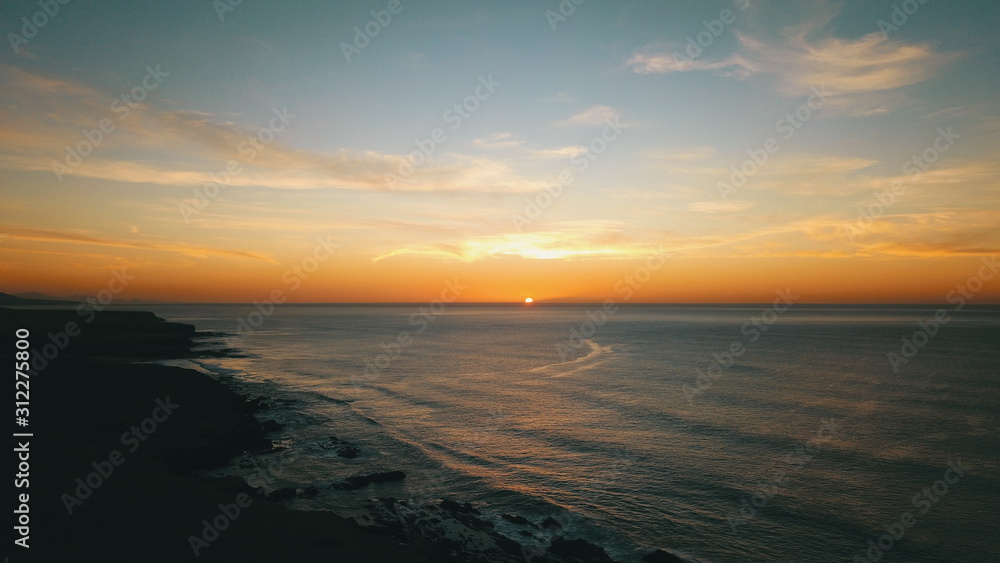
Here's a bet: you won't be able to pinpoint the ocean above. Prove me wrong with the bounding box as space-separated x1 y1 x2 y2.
121 303 999 562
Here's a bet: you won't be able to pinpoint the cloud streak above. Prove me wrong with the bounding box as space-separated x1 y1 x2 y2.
0 225 276 263
627 4 957 114
0 67 550 195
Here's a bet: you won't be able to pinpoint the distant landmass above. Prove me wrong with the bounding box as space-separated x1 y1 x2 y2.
11 291 58 300
0 291 162 306
0 292 80 306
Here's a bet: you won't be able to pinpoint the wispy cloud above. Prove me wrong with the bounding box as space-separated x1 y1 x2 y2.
749 156 878 196
472 132 523 149
373 221 656 262
835 210 1000 257
645 148 879 197
0 225 276 262
528 146 587 159
688 201 756 213
0 67 549 195
626 4 956 115
649 146 717 161
628 51 741 76
558 105 621 127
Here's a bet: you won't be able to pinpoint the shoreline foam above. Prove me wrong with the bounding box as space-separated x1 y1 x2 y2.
3 307 675 562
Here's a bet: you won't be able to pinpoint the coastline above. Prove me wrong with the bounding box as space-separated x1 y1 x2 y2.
2 307 679 562
2 307 450 561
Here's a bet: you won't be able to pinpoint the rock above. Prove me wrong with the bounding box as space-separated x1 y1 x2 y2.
331 471 406 491
326 435 361 457
369 470 406 483
440 499 479 514
336 445 360 458
344 474 372 488
472 517 494 531
438 499 496 535
237 452 258 469
259 419 283 434
238 396 270 413
643 549 686 563
541 516 564 531
268 487 297 501
547 537 614 563
502 514 531 525
493 534 527 558
302 486 319 497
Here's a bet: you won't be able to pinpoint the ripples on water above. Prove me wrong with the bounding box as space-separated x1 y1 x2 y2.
131 304 1000 562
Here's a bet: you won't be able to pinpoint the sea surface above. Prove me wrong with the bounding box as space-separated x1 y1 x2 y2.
121 303 999 562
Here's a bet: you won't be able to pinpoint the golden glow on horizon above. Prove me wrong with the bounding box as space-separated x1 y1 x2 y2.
2 4 999 307
1 249 998 304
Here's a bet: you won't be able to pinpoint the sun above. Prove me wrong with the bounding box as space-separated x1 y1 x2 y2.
524 297 533 303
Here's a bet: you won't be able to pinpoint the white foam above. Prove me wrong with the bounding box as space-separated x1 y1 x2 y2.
529 339 613 377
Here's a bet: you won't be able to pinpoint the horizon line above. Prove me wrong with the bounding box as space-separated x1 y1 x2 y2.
8 301 1000 307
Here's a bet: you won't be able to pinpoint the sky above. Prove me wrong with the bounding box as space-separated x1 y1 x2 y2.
1 0 999 303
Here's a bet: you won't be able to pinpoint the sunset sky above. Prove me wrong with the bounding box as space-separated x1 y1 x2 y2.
1 0 998 303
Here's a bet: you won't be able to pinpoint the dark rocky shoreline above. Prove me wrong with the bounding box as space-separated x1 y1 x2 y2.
2 307 683 562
